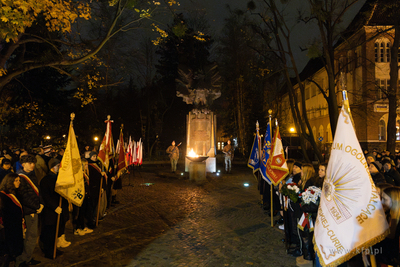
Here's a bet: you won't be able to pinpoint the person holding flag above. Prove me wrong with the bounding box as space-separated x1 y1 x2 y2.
87 151 107 226
39 158 70 259
53 113 86 258
111 125 128 206
313 91 389 266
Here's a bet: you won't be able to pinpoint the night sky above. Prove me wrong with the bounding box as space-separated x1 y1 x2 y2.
177 0 367 72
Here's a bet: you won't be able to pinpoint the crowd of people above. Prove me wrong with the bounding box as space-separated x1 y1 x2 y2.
0 145 123 267
258 148 400 267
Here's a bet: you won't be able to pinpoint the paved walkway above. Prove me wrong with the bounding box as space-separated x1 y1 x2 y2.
15 163 297 266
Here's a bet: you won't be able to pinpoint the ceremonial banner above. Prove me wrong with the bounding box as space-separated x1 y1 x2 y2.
133 140 137 165
265 126 289 185
137 138 143 165
126 136 133 166
260 123 272 184
98 116 114 170
314 100 389 266
116 129 127 178
248 121 261 174
55 116 85 207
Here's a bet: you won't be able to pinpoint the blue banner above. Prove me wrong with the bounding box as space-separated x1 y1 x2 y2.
260 123 272 184
247 130 261 172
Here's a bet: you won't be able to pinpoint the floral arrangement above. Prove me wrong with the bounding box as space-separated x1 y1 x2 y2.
300 186 322 209
281 183 301 203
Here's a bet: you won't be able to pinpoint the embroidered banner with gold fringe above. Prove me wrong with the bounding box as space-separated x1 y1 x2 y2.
313 94 389 266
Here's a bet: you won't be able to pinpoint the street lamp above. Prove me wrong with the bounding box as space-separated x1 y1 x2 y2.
94 136 99 142
289 127 296 149
45 135 51 140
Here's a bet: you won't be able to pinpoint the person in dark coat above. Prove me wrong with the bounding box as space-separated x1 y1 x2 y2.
382 158 400 186
87 152 107 225
0 173 23 267
369 161 386 185
0 158 12 183
15 154 42 267
13 151 28 174
39 158 70 259
287 162 302 257
72 158 94 235
110 156 122 205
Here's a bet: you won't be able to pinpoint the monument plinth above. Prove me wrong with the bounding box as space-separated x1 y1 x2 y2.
185 110 216 173
176 64 221 175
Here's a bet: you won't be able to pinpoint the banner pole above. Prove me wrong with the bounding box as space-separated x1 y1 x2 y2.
268 109 273 227
53 197 62 259
96 177 103 227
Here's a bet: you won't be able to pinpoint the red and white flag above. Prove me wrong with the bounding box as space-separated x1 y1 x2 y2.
265 125 289 186
136 139 143 165
98 116 114 170
116 129 127 178
126 136 133 166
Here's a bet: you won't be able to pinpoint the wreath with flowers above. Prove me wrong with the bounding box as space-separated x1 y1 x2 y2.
281 183 301 203
299 186 322 213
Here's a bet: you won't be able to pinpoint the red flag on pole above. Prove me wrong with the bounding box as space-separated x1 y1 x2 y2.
116 126 127 179
265 125 289 186
97 115 114 170
137 138 143 165
126 136 133 166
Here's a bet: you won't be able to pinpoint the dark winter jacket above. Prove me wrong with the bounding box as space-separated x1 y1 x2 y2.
40 171 69 225
384 168 400 186
17 169 41 215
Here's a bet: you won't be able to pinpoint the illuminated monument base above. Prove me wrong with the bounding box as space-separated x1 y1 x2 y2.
185 110 217 173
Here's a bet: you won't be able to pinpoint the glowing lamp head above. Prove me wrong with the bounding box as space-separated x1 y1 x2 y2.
289 127 295 133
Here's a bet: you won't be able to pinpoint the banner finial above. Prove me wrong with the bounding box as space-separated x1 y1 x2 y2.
70 113 75 121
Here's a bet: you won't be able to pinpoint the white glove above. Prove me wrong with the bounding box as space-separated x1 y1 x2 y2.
36 204 44 214
55 207 62 214
30 213 35 218
111 177 116 182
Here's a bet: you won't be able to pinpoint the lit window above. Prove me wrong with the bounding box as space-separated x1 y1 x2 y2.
375 39 392 63
397 120 400 141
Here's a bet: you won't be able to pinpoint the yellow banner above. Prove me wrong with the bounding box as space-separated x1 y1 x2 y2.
55 122 85 207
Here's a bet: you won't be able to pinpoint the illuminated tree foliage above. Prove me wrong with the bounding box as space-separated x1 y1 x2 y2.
0 0 177 90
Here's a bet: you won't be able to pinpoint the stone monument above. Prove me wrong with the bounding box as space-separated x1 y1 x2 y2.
176 64 221 174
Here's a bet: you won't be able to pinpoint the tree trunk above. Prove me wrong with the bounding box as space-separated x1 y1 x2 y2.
387 21 400 154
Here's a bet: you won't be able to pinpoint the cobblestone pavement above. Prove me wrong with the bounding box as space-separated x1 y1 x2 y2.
17 163 296 267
